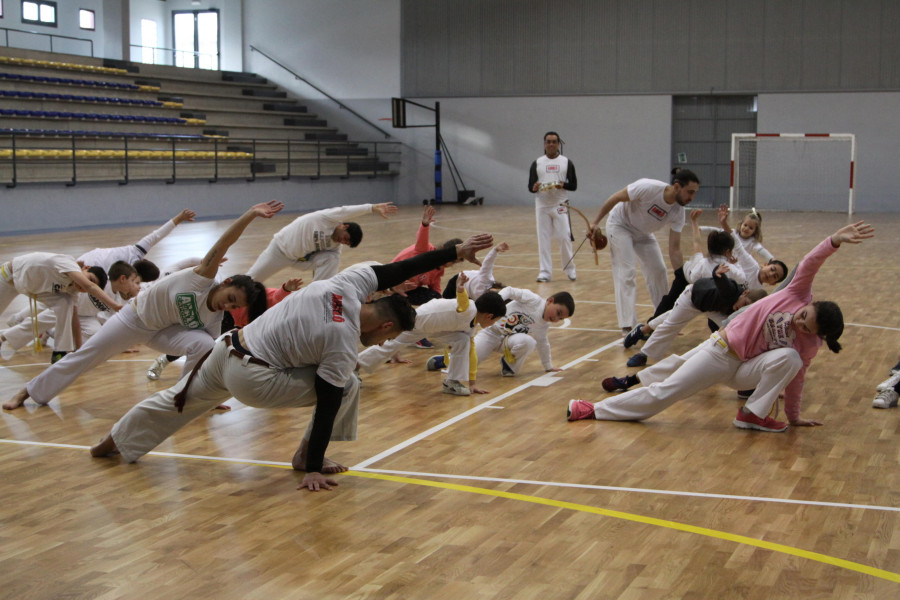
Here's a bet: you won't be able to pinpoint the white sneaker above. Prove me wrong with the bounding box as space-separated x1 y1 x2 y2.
442 379 471 396
873 389 899 409
876 370 900 392
146 354 170 381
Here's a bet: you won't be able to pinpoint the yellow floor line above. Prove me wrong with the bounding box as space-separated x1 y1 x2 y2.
346 470 900 584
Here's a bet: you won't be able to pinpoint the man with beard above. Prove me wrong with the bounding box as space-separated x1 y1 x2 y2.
589 169 700 334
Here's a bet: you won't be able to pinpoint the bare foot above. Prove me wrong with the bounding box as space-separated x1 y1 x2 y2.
90 433 120 457
2 388 29 410
387 353 411 365
214 404 231 411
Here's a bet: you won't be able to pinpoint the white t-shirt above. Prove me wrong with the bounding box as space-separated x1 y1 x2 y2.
133 267 222 332
273 204 373 259
242 267 377 388
412 297 477 335
78 219 175 273
699 226 773 262
683 252 747 286
608 179 686 234
486 287 553 369
532 155 572 208
11 252 81 296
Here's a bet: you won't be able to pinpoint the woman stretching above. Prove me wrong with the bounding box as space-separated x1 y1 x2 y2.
567 221 874 432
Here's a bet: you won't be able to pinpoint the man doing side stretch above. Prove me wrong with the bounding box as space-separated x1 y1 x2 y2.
90 234 494 492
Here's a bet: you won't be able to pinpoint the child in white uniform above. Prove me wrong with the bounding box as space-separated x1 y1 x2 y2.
473 288 574 376
248 202 397 283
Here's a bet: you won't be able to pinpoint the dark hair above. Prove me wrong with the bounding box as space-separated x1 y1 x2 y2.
221 274 261 310
813 300 843 353
474 291 506 319
746 288 768 303
86 265 108 291
442 274 459 299
549 291 575 317
544 131 560 142
108 260 136 281
372 294 417 332
245 281 269 323
133 259 160 282
770 259 789 283
707 231 735 257
670 166 682 183
441 238 463 252
672 168 700 187
344 222 363 248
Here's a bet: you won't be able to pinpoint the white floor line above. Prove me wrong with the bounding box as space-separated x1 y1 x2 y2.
352 338 625 470
354 467 900 513
3 437 897 514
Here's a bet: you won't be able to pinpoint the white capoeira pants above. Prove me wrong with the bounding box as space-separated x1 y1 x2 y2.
607 221 669 330
111 336 360 463
26 303 215 404
247 239 339 284
358 330 472 383
535 203 575 281
1 306 102 351
593 334 802 422
0 276 78 353
641 287 726 361
473 329 537 375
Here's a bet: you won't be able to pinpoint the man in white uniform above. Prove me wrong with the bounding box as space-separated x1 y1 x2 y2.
89 233 494 492
590 169 700 333
248 202 397 284
528 132 578 283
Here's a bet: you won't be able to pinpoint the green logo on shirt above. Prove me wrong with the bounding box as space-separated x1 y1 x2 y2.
175 293 204 329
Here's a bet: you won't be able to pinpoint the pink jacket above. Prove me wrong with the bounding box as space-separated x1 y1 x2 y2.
391 222 445 292
724 236 838 421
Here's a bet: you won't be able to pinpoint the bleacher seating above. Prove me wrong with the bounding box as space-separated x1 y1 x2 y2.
0 48 399 185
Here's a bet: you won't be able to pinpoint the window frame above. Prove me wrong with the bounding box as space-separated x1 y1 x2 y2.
21 0 58 28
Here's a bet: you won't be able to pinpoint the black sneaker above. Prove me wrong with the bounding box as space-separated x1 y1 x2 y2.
623 324 649 349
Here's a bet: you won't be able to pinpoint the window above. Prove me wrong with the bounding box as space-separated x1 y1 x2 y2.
22 1 56 27
173 9 219 70
140 19 159 64
79 8 94 31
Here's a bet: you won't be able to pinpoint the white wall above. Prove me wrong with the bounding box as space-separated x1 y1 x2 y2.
758 93 900 213
1 0 107 57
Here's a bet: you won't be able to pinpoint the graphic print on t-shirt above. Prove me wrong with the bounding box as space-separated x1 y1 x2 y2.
647 204 669 220
175 293 204 329
763 311 796 349
500 312 535 336
324 291 345 323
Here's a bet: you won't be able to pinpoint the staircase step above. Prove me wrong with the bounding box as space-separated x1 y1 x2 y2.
222 71 268 84
241 88 287 98
307 133 349 142
284 117 327 127
263 102 307 113
325 146 367 156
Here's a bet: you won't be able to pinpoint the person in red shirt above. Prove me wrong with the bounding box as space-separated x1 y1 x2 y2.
391 205 462 306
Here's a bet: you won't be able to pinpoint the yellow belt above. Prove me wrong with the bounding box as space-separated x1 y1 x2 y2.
0 262 12 284
711 332 739 359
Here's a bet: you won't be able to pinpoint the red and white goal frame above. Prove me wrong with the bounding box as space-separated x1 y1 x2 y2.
729 133 857 215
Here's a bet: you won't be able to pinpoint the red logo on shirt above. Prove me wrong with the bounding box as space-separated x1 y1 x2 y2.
331 293 345 323
648 204 669 220
547 165 560 173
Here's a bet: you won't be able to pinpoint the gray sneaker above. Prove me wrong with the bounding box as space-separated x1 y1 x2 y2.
442 379 471 396
146 354 170 381
873 389 899 409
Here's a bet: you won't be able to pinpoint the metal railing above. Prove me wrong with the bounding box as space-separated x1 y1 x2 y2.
0 132 401 187
249 44 392 140
1 26 94 57
129 44 219 70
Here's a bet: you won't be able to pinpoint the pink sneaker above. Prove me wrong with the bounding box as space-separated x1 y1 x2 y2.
567 399 595 421
733 408 787 432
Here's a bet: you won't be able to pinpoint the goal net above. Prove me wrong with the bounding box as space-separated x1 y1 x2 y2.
730 133 857 215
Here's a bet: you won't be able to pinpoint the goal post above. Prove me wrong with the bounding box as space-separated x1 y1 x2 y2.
730 133 857 215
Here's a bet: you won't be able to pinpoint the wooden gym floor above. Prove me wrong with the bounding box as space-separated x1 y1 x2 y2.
1 204 898 599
